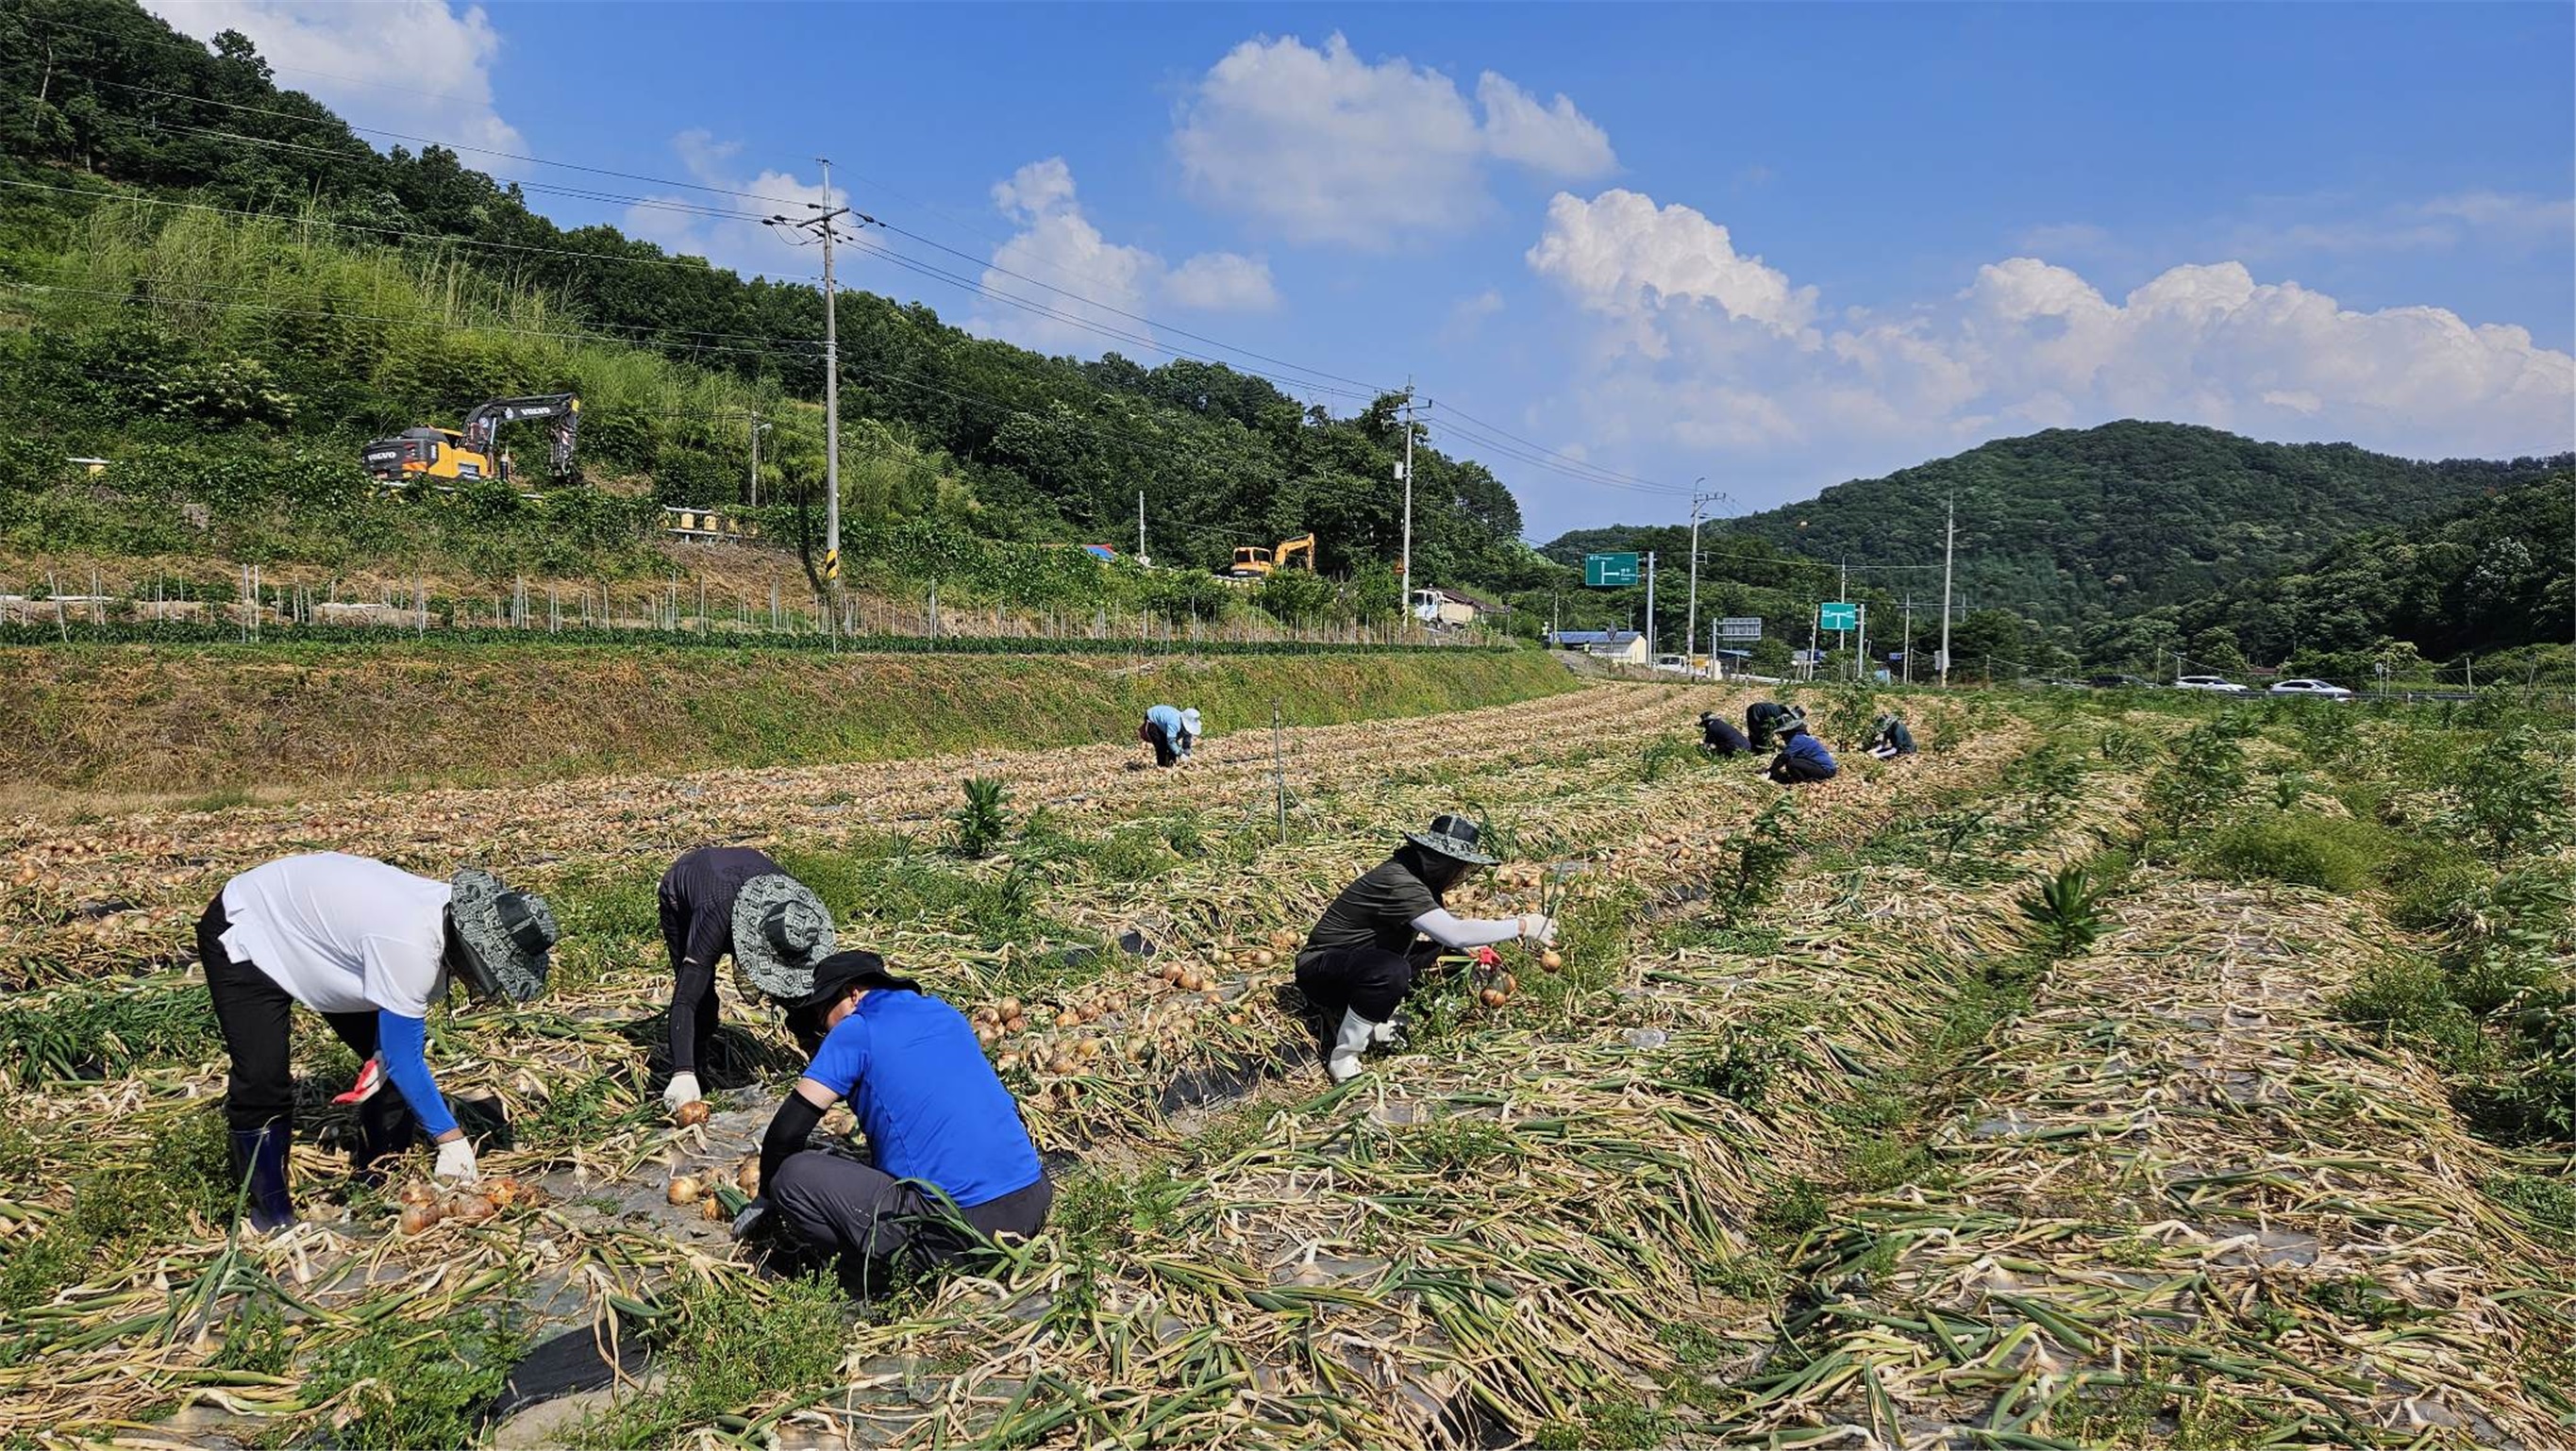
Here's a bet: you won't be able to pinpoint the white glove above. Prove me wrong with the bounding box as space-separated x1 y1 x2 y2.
1516 913 1558 945
662 1072 702 1110
432 1137 478 1185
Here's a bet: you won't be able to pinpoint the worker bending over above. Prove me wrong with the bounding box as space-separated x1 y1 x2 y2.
200 852 555 1228
1746 701 1803 752
1865 713 1918 759
734 951 1051 1293
1699 710 1752 756
1139 704 1202 767
1768 716 1840 784
1296 814 1555 1082
658 846 838 1110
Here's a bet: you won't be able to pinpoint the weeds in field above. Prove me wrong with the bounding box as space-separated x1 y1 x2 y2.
573 1275 847 1449
1677 1019 1794 1108
1637 739 1699 783
2191 812 2390 894
1718 798 1800 926
307 1309 522 1451
2446 727 2570 857
0 985 218 1080
2147 722 2246 827
950 776 1012 859
2020 862 2112 957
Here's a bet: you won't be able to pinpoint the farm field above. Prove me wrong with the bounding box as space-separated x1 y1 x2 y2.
0 682 2568 1449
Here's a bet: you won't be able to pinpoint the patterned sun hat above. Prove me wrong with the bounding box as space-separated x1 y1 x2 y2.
730 873 836 1001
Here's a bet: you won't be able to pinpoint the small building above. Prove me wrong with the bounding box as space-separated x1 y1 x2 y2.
1547 629 1648 664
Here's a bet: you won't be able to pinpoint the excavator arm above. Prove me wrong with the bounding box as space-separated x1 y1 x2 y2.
461 394 580 475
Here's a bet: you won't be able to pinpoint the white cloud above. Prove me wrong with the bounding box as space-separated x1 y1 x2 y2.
145 0 521 152
1528 187 2574 480
1474 72 1616 178
970 158 1278 355
2014 222 2112 255
1525 190 1817 340
615 130 842 279
2417 191 2576 247
1172 32 1616 248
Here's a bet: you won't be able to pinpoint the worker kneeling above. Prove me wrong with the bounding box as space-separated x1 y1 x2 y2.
734 951 1051 1293
1699 710 1752 756
1767 716 1839 785
1139 704 1202 767
1865 713 1917 759
1296 814 1555 1082
203 852 555 1230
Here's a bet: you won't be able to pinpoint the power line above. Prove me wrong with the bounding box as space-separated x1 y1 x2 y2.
1431 400 1686 494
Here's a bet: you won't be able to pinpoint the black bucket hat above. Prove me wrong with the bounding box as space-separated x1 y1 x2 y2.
730 873 836 1002
787 949 921 1019
1403 813 1500 867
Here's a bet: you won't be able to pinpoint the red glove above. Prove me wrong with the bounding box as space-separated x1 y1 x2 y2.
1472 946 1501 968
332 1056 384 1106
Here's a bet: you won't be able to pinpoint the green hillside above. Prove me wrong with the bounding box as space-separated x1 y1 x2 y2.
1715 422 2566 625
0 0 1547 607
2079 470 2575 681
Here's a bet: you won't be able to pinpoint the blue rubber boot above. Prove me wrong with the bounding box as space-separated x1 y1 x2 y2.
229 1125 294 1231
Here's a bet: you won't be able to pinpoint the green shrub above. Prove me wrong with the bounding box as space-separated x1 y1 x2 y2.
309 1308 521 1450
2020 862 2113 956
2145 723 2245 827
2192 813 2389 894
2335 956 2488 1066
949 776 1011 859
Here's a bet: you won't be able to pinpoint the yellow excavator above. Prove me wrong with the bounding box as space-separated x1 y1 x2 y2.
1223 532 1317 581
362 394 579 488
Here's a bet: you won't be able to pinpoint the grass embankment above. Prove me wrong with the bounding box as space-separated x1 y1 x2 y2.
0 642 1578 809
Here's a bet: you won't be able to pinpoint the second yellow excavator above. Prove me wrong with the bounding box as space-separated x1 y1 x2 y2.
1223 532 1316 581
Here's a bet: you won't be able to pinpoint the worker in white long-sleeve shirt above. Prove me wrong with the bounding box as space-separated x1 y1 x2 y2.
1294 814 1555 1082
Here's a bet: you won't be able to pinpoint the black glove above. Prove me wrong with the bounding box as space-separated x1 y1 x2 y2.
730 1197 773 1242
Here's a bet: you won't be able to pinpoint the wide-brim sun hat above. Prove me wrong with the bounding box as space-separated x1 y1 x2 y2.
1180 708 1202 735
447 868 557 1003
732 873 837 1002
1404 812 1499 867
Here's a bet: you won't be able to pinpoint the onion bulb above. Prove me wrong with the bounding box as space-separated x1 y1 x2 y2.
736 1156 761 1195
1540 950 1564 972
1480 988 1507 1009
396 1180 438 1208
667 1175 704 1206
446 1192 496 1224
674 1100 711 1128
397 1201 443 1235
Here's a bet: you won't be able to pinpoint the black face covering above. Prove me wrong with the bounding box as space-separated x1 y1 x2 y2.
1395 842 1472 896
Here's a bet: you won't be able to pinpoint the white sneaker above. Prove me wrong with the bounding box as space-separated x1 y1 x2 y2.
1327 1008 1376 1082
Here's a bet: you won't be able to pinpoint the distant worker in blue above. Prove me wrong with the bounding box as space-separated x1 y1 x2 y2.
1767 715 1839 785
1139 704 1202 767
731 950 1052 1293
1865 713 1918 759
1698 710 1752 757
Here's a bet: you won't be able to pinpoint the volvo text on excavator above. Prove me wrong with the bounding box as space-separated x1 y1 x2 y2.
1223 532 1316 581
362 394 579 488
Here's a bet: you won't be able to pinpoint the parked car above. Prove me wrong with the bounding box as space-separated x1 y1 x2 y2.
2174 675 2250 692
1651 654 1697 675
2267 677 2352 700
2085 674 2152 689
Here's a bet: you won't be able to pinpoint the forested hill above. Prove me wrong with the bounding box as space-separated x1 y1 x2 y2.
0 0 1544 592
2079 469 2573 680
1706 422 2567 625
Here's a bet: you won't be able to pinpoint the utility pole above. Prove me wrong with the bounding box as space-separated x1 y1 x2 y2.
1137 489 1146 561
1901 593 1914 685
765 163 878 605
1685 479 1710 675
1397 386 1416 632
1643 551 1658 661
1837 556 1849 677
1937 493 1955 689
747 417 768 508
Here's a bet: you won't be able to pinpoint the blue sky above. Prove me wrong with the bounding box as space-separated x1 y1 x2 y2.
159 2 2575 538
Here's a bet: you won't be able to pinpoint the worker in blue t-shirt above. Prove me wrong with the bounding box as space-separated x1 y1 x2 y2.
1767 716 1840 784
731 950 1050 1290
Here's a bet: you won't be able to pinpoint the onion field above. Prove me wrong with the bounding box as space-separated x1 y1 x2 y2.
0 682 2568 1449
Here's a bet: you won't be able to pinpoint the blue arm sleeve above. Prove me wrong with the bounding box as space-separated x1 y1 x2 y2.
376 1010 458 1138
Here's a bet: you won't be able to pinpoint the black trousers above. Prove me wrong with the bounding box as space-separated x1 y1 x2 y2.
1146 722 1180 767
770 1152 1053 1286
658 894 723 1077
199 897 382 1134
1769 755 1836 784
1294 942 1439 1023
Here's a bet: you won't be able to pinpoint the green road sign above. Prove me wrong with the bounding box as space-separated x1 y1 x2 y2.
1818 601 1859 631
1583 552 1640 588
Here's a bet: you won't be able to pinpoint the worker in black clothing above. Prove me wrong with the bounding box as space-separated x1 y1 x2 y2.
1746 701 1801 752
1699 711 1752 756
1296 814 1554 1082
1865 713 1918 759
659 846 837 1110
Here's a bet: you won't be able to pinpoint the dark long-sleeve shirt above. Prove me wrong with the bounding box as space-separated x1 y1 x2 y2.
660 846 783 1073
